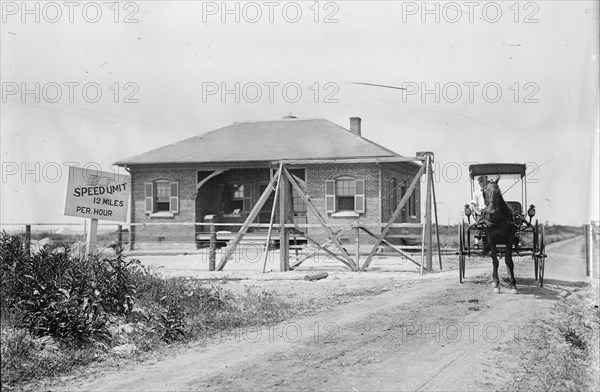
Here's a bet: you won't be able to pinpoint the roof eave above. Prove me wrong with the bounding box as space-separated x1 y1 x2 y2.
115 155 426 167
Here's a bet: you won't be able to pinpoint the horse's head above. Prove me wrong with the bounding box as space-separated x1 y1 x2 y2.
483 180 514 223
483 181 501 207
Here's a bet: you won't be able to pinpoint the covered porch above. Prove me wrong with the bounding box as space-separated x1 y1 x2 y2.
194 165 308 245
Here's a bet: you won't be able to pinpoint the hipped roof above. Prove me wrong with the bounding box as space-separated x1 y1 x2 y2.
115 118 411 166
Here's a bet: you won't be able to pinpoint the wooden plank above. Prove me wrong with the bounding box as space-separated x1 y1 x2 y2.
358 226 421 268
431 170 443 270
262 164 283 273
209 224 216 271
421 222 426 275
279 169 289 271
120 222 424 229
304 272 328 281
86 218 98 256
289 228 353 270
274 157 426 165
355 227 360 271
361 164 426 271
289 230 354 270
24 224 31 256
283 168 357 271
425 155 433 272
216 167 281 271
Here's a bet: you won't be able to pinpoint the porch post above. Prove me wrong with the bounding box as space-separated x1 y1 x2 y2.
279 167 289 271
209 223 216 271
425 154 433 272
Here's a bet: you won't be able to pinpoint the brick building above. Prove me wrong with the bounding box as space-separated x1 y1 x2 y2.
115 117 421 247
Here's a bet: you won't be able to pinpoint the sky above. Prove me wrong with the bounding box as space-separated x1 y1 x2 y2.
1 0 599 229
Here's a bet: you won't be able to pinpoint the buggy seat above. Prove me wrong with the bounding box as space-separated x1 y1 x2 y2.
506 201 522 218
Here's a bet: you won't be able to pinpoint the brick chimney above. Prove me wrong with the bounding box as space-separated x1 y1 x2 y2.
350 117 361 136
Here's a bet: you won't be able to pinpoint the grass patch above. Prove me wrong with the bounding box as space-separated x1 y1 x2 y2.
0 232 298 391
509 283 600 391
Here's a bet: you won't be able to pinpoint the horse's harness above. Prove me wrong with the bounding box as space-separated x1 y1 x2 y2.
474 207 518 230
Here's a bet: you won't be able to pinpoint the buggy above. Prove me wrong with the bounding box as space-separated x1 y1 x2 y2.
458 163 547 286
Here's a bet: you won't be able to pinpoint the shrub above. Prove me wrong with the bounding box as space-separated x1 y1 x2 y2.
1 232 299 389
0 232 138 346
158 296 186 342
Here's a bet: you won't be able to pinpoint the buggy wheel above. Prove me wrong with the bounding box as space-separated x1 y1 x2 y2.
466 222 471 257
538 225 546 287
533 220 539 281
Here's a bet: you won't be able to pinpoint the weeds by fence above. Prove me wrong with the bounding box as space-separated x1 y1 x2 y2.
0 231 302 391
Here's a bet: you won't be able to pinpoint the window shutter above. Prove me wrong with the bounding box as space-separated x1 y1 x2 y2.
325 180 335 213
169 182 179 214
243 183 252 212
354 179 365 213
145 183 154 214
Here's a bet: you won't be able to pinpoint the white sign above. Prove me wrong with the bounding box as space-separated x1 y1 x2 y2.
64 166 131 222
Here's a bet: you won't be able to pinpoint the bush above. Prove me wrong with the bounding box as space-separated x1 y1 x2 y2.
1 232 298 389
0 232 138 346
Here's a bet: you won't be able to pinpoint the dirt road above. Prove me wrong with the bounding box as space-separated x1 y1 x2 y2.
53 237 592 392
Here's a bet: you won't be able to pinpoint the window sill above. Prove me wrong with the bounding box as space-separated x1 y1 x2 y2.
331 211 360 218
149 212 175 218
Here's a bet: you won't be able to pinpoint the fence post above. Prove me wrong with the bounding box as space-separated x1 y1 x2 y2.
279 172 289 272
355 226 360 270
24 224 31 255
424 154 433 272
117 225 123 252
585 224 590 277
86 219 98 256
209 223 216 271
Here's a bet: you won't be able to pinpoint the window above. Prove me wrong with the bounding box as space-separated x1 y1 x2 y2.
288 169 307 213
155 182 171 211
399 181 407 218
229 184 244 212
396 180 416 218
336 178 355 211
145 180 179 215
219 183 251 214
325 177 365 214
409 190 417 217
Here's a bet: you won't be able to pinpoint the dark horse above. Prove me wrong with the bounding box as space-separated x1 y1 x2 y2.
481 179 518 294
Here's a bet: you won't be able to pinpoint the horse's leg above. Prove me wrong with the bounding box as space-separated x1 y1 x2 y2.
489 239 500 294
505 238 518 294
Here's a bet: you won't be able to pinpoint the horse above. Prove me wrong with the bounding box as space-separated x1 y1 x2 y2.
481 179 518 294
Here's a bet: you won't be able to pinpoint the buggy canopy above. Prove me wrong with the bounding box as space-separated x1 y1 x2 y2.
469 163 527 179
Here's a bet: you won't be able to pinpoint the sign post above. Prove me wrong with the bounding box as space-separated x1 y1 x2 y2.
64 166 131 255
86 218 99 255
